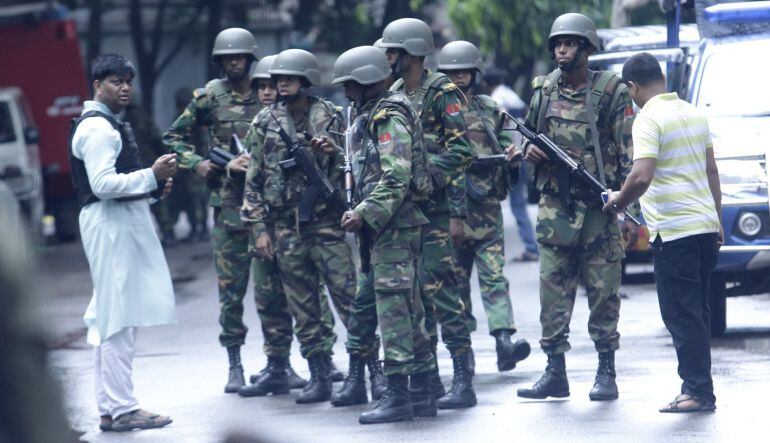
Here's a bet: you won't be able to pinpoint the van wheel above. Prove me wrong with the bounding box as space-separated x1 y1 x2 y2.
709 272 726 337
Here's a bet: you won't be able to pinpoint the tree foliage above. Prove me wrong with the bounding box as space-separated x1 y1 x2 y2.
447 0 611 99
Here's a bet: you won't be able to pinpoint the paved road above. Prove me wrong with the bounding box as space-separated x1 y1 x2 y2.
45 208 770 443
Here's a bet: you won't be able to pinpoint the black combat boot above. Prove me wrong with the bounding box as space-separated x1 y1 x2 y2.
238 356 289 397
359 374 414 425
296 354 332 404
589 351 618 401
366 356 388 401
286 363 308 389
224 346 245 393
331 355 368 406
517 353 570 399
428 366 445 399
493 330 531 372
327 355 344 382
409 371 438 417
249 360 307 389
437 349 477 409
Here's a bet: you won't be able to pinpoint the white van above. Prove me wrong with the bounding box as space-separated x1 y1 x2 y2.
0 87 44 238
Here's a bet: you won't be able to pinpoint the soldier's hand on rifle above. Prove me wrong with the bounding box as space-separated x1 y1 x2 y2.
449 217 465 246
255 232 273 259
341 210 363 232
195 159 222 179
152 153 177 180
227 153 250 174
505 144 523 168
524 143 548 166
160 178 174 200
310 136 337 155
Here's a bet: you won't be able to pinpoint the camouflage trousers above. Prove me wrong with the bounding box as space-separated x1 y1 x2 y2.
347 226 435 376
456 201 516 335
420 212 473 353
536 196 624 355
274 220 357 359
213 212 336 353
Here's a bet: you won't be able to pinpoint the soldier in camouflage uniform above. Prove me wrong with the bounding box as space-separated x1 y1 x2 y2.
163 28 303 395
380 18 474 403
243 49 357 404
325 46 438 424
516 13 639 401
437 41 533 383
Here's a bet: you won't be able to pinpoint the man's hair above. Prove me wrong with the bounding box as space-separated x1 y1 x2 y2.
622 52 664 87
90 53 135 82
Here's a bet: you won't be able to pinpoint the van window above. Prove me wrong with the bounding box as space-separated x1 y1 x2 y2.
0 102 17 143
697 39 770 117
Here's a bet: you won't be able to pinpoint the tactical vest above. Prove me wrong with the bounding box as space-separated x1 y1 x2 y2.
357 91 433 204
259 97 341 219
203 79 260 149
68 111 153 208
201 79 261 226
530 69 626 197
465 94 509 201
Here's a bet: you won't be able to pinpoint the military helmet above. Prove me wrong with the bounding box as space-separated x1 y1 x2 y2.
380 18 434 56
548 13 600 50
211 28 259 61
437 40 483 72
251 54 277 80
332 46 391 85
269 49 321 86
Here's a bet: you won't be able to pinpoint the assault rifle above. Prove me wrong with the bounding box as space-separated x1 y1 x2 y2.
207 133 246 169
270 112 347 223
507 115 640 225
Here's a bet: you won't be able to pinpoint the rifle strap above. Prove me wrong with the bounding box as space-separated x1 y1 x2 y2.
470 96 504 155
585 70 607 187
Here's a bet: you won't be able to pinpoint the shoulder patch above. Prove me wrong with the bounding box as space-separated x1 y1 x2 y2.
378 131 392 145
446 102 461 116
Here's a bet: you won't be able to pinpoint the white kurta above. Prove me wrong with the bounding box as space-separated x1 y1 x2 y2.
72 101 177 346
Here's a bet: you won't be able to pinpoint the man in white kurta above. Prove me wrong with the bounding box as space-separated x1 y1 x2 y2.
71 53 177 432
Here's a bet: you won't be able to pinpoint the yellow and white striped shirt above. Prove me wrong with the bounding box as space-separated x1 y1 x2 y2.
633 93 719 242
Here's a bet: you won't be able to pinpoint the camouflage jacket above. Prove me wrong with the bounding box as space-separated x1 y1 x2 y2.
241 97 344 236
465 93 514 204
353 91 430 235
527 69 634 201
162 79 260 227
390 70 472 217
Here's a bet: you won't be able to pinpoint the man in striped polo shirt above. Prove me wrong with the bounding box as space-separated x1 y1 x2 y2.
604 53 722 413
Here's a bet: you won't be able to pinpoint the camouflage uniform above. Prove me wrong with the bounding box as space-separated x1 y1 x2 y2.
456 94 517 335
162 79 289 352
527 69 635 355
242 97 357 359
345 92 436 376
390 71 473 354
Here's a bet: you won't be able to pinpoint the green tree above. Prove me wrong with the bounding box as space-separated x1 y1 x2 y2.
447 0 611 100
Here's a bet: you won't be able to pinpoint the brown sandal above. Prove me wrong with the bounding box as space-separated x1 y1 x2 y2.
99 415 112 432
659 393 716 413
111 409 172 432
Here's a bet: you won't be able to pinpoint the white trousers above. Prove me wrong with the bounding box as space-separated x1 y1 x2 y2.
94 327 139 418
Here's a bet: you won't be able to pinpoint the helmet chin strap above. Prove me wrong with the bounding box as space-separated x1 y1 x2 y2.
391 52 406 79
277 85 307 103
559 47 585 73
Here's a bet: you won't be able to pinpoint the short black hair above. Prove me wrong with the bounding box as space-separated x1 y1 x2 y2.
622 52 664 87
90 53 135 82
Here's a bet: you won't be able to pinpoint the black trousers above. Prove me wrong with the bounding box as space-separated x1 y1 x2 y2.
652 232 718 404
